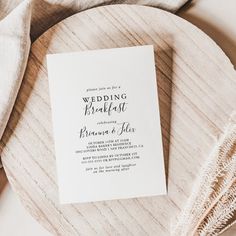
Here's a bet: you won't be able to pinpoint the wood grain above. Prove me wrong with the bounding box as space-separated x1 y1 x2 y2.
1 5 236 235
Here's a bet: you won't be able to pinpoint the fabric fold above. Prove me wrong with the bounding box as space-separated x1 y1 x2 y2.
0 0 32 139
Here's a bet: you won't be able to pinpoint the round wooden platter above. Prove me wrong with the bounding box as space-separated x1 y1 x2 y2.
1 4 236 235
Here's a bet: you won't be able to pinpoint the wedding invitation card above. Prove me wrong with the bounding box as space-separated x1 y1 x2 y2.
47 45 166 204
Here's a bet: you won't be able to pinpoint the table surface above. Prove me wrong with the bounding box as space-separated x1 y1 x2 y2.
1 4 236 236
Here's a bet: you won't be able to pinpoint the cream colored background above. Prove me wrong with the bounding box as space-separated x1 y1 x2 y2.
0 0 236 235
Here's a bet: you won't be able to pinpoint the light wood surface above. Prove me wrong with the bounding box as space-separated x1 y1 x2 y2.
1 5 236 235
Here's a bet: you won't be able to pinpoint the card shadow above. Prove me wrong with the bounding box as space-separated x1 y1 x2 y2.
154 45 173 189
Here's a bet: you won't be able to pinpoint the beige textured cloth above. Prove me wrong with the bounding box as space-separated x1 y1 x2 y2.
0 0 31 141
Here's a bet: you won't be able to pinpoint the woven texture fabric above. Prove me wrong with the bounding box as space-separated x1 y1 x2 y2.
172 114 236 235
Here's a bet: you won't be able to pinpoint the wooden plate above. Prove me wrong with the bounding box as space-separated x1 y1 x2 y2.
1 5 236 235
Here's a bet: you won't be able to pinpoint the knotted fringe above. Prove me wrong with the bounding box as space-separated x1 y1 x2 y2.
172 112 236 236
